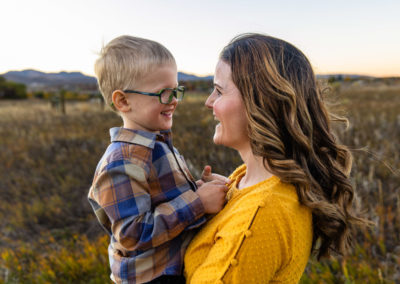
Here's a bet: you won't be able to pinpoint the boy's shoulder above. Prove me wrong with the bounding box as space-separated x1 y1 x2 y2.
109 127 160 149
96 127 172 172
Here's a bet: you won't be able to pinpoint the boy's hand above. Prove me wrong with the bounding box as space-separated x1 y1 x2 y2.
196 180 229 214
196 165 231 187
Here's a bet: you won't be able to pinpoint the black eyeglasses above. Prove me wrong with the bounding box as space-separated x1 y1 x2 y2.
123 86 185 104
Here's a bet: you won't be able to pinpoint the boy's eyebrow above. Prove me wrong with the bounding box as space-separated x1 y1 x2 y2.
159 83 179 90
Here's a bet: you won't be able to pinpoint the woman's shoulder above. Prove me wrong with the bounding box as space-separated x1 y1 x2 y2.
258 180 311 221
231 176 311 231
228 165 298 204
225 164 311 225
266 180 300 205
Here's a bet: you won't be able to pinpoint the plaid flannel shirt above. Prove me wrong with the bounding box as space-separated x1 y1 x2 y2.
88 127 206 283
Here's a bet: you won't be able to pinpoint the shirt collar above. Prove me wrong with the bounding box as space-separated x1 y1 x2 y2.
110 127 172 149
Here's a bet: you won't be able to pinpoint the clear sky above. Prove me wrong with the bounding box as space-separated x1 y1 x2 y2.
1 0 399 77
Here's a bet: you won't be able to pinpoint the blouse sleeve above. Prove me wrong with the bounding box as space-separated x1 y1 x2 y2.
222 200 293 283
188 198 293 284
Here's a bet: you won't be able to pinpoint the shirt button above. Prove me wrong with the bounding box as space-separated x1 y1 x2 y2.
230 259 238 266
244 230 252 237
259 201 266 207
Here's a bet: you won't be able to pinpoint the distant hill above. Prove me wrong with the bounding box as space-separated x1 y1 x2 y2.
2 70 96 85
1 70 97 91
178 72 213 81
0 69 213 92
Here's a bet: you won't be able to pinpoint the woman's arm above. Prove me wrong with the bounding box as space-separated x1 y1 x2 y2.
186 200 288 283
186 192 312 284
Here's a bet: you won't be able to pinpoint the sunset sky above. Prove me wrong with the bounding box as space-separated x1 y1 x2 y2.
1 0 399 77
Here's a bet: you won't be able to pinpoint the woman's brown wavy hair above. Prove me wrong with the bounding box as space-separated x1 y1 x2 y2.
220 33 367 259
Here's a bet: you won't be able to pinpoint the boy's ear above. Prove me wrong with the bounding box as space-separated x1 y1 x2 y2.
112 90 131 112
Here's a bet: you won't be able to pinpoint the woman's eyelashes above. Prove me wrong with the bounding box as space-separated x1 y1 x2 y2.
212 86 222 97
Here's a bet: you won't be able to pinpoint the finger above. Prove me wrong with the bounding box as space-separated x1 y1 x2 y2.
211 174 231 184
201 165 212 180
218 185 230 192
196 180 204 187
209 179 228 185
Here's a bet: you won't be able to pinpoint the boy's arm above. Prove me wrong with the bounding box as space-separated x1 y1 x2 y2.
89 158 206 252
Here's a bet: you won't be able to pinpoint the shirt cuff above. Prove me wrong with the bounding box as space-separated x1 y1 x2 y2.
180 190 206 229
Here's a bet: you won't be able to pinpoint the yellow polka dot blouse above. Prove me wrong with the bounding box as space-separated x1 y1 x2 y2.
184 164 313 283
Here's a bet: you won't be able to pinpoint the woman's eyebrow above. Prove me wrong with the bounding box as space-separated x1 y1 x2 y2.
214 83 223 89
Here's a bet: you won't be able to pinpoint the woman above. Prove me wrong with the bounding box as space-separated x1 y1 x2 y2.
184 34 367 283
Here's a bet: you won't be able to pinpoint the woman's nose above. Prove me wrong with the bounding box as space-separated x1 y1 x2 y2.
205 93 215 109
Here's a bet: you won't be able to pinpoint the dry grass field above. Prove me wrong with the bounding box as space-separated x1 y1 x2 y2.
0 82 399 283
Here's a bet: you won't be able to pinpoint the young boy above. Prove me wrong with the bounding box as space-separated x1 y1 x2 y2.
88 35 229 284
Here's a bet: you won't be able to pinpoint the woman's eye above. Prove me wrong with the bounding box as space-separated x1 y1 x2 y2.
212 87 222 97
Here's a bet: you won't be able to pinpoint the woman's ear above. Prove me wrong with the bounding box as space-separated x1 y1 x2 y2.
112 90 131 112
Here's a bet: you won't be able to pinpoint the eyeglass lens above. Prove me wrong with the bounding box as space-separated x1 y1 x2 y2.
160 89 184 104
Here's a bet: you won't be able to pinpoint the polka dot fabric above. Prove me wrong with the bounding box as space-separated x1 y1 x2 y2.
184 164 312 283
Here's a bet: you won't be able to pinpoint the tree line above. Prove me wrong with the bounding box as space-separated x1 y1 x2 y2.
0 75 214 100
0 76 27 99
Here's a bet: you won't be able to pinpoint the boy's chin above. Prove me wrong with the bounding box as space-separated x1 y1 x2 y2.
158 125 173 131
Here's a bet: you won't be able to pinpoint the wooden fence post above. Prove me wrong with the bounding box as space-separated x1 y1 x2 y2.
60 90 66 114
99 95 104 110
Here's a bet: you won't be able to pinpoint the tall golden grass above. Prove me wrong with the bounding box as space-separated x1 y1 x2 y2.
0 83 399 283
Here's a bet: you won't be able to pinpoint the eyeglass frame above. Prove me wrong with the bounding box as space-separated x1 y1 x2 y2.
122 86 185 104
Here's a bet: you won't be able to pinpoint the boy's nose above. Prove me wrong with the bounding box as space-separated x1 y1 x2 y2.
169 95 178 105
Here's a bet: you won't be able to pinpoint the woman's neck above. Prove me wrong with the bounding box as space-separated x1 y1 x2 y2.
237 146 273 189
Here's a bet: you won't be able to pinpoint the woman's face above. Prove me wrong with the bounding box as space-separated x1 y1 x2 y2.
205 60 249 150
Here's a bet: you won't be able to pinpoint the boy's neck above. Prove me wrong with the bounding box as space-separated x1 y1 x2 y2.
122 119 160 134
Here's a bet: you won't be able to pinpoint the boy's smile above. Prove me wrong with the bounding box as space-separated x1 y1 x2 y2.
161 108 174 118
122 63 179 133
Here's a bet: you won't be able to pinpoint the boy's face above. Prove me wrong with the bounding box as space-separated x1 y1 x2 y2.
123 64 178 132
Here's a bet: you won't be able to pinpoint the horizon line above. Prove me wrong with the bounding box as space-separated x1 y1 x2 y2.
1 68 400 79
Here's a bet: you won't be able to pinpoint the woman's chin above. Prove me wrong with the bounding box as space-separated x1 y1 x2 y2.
213 134 222 145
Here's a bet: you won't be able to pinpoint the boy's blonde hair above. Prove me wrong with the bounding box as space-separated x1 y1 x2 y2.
94 35 176 110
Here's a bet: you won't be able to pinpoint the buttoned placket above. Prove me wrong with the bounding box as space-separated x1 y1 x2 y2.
158 133 197 191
